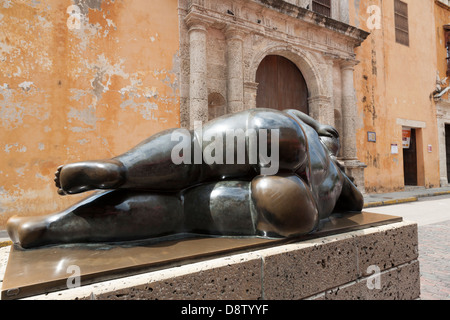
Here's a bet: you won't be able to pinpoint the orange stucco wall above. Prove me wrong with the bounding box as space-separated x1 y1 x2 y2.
0 0 180 228
350 0 440 193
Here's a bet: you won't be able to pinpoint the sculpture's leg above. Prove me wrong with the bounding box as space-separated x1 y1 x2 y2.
183 174 319 238
55 129 202 195
8 174 320 248
251 174 319 237
7 190 184 248
55 109 308 195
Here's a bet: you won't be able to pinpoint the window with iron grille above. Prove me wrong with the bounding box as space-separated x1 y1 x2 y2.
312 0 331 18
394 0 409 46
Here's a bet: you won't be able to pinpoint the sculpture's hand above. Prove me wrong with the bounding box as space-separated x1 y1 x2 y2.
317 124 339 138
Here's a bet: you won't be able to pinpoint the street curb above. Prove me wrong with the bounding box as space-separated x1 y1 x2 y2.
0 240 12 248
429 190 450 197
363 190 450 208
364 197 418 208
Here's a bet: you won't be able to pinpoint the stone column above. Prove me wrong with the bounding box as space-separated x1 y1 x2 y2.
225 26 244 114
340 60 366 193
244 81 259 110
308 95 333 126
341 61 358 160
187 18 209 128
307 57 335 127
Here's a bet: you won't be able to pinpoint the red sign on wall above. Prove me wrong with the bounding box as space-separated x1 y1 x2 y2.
402 128 411 149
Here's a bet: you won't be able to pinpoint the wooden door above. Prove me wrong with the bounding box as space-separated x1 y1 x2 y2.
446 124 450 182
403 128 418 186
256 55 309 114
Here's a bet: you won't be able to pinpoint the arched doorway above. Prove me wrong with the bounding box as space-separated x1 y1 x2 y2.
255 55 309 114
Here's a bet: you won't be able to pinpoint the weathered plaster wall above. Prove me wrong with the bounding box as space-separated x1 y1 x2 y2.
0 0 180 227
350 0 440 193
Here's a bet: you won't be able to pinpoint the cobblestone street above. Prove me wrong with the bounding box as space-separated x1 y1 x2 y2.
366 192 450 300
417 220 450 300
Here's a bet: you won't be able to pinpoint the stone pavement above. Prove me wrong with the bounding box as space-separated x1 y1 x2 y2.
0 230 11 248
363 186 450 300
417 219 450 300
1 186 449 300
363 185 450 208
364 185 450 208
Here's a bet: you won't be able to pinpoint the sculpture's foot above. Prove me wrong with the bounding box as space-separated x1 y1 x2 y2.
54 159 126 195
7 215 50 248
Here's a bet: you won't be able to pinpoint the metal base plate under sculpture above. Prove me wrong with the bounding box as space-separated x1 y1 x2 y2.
1 212 402 300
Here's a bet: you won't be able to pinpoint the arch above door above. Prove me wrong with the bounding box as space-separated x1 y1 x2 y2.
248 46 331 126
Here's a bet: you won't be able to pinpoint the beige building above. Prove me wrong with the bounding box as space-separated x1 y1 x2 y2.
350 0 442 193
434 0 450 186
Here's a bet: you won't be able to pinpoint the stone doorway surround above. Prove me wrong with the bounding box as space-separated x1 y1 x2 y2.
177 0 369 191
436 99 450 186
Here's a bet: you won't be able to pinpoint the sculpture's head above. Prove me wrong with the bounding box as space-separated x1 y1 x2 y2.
320 136 340 157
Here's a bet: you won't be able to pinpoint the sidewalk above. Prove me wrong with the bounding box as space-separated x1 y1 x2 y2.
1 186 449 247
0 231 11 248
363 186 450 208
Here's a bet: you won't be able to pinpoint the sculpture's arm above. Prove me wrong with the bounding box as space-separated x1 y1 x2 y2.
333 173 364 212
285 109 339 138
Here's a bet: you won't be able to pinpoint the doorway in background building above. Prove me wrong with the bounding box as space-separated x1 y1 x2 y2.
446 124 450 183
255 55 309 114
403 127 418 186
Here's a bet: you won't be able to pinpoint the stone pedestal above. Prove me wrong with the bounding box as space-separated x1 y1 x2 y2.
2 220 419 300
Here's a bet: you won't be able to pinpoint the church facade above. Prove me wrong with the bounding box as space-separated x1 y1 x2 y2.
177 0 369 190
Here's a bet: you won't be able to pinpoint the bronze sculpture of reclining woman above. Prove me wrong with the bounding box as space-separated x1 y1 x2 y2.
7 108 363 248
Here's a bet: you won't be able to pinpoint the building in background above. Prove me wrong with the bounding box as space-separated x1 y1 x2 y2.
178 0 368 191
350 0 442 193
0 0 448 228
434 0 450 186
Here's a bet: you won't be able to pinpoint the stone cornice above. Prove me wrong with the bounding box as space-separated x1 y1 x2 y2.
224 25 246 40
254 0 370 46
435 0 450 11
340 59 360 70
185 11 214 30
186 0 370 49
